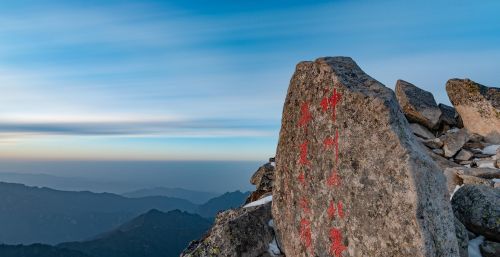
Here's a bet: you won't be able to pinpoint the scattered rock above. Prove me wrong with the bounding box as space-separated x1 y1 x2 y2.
455 149 473 161
181 203 275 257
410 123 436 139
442 128 469 157
454 218 469 257
273 57 459 256
423 138 444 149
453 167 500 179
480 240 500 257
395 79 442 129
444 168 463 195
451 185 500 242
446 79 500 144
439 103 459 128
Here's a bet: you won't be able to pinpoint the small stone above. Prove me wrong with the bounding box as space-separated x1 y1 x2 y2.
451 185 500 242
442 128 469 157
455 149 473 161
453 218 469 257
480 240 500 257
433 149 444 156
453 167 500 179
459 161 472 165
395 80 442 129
410 123 436 139
423 138 444 149
469 133 484 143
464 141 486 150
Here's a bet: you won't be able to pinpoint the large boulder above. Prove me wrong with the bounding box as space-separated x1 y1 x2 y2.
273 57 459 257
438 103 460 129
446 79 500 143
451 185 500 242
395 79 442 129
181 203 275 257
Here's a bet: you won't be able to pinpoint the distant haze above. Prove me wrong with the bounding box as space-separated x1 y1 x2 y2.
0 160 260 193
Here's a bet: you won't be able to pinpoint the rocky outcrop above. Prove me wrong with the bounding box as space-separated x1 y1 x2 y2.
446 79 500 143
396 79 442 129
181 203 278 257
451 185 500 242
272 57 459 256
246 158 275 204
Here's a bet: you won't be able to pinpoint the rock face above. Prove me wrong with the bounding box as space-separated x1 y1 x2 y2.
395 79 442 129
446 79 500 143
272 57 459 257
451 185 500 242
181 203 275 257
453 218 469 257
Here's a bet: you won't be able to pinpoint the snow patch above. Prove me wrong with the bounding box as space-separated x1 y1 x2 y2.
268 219 274 228
482 145 499 155
243 195 272 208
477 161 496 169
492 178 500 183
450 185 463 200
268 237 281 256
468 236 484 257
270 162 276 167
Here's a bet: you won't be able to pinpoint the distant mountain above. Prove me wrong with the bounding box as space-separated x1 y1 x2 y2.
197 190 250 218
123 187 219 204
0 182 197 245
59 209 211 257
0 244 91 257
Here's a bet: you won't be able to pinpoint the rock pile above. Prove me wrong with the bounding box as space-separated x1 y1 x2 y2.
395 76 500 257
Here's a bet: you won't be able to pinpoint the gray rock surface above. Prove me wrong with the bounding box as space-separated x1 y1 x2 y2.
423 138 444 149
455 149 473 161
410 123 436 139
439 103 459 128
273 57 459 257
451 185 500 242
395 79 442 129
453 218 469 257
446 79 500 143
442 129 469 157
181 203 275 257
480 240 500 257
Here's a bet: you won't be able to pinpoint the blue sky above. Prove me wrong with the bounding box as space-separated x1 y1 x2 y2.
0 0 499 160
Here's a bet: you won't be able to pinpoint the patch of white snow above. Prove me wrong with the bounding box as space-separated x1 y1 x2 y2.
482 145 499 155
450 185 463 200
268 238 281 256
270 162 276 167
243 195 272 208
268 219 274 228
468 236 484 257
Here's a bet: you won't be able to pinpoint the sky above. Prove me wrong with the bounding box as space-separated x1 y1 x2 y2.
0 0 499 161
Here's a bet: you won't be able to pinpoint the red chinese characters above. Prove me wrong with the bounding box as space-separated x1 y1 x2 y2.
323 129 339 162
326 169 341 187
299 141 311 166
327 200 345 220
299 102 312 127
321 88 342 122
299 218 312 249
329 228 347 257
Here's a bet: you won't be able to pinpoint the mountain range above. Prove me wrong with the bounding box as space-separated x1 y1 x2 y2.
0 181 248 245
0 209 212 257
